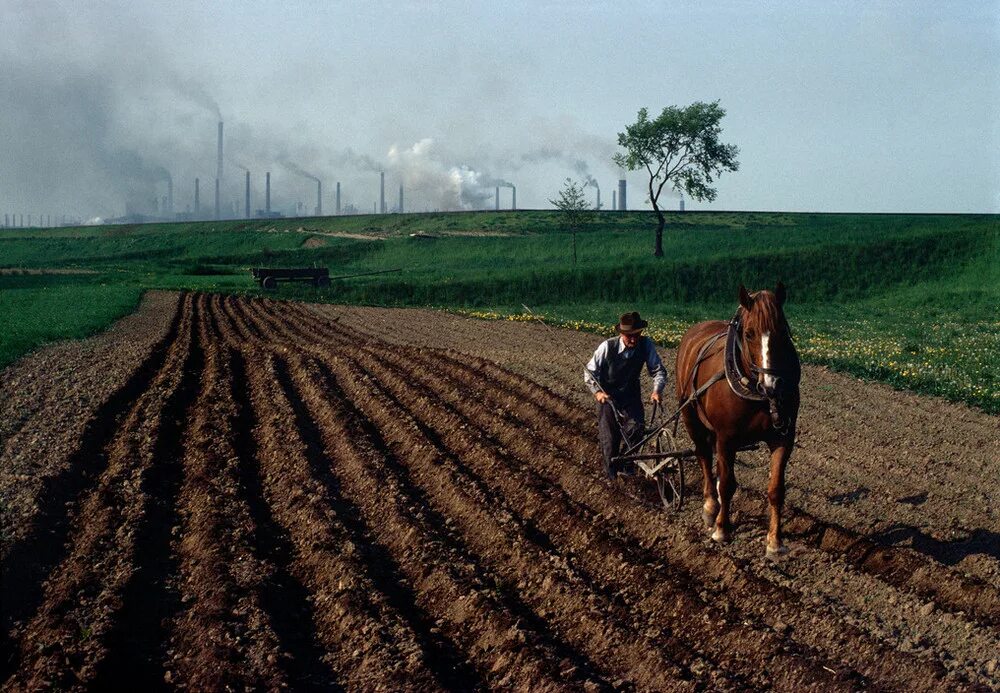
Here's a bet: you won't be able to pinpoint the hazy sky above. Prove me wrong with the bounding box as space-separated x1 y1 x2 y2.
1 0 997 220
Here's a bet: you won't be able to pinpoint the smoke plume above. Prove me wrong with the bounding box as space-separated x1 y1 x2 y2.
282 161 320 182
387 138 501 210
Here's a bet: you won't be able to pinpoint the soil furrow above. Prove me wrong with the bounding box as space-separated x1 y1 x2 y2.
226 294 266 341
3 294 196 691
284 306 932 686
229 306 498 690
162 295 287 690
242 301 710 689
0 292 181 459
0 292 182 539
0 292 185 670
405 344 1000 630
276 299 992 686
270 299 887 689
276 356 504 690
337 344 872 691
89 296 206 689
384 343 960 690
219 293 259 344
228 336 441 690
270 304 940 692
284 351 621 692
310 350 712 691
225 335 343 690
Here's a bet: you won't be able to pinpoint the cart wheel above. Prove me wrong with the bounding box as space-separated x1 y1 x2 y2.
654 431 685 512
261 276 277 291
314 276 330 288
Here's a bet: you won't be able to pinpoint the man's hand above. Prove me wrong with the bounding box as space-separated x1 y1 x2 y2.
595 391 610 404
650 391 662 404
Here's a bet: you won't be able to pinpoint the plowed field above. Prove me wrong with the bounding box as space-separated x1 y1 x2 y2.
2 293 998 691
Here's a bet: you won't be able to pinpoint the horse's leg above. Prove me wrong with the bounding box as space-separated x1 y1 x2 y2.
697 436 717 528
682 408 717 527
765 440 792 556
712 437 736 543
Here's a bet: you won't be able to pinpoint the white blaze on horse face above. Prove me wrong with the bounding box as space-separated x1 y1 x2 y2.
761 332 777 391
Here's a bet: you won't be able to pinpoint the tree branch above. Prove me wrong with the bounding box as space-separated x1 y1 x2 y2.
665 141 694 180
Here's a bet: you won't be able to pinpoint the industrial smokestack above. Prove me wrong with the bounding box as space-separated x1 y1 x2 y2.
265 172 271 214
512 186 516 211
379 172 385 214
679 198 685 212
596 188 601 211
167 176 173 216
398 183 403 213
217 122 224 183
618 179 627 211
612 190 616 211
195 177 200 215
245 171 251 218
336 182 341 214
495 186 500 211
315 180 322 216
215 178 220 220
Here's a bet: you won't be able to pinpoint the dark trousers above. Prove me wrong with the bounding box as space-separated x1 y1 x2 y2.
597 397 645 478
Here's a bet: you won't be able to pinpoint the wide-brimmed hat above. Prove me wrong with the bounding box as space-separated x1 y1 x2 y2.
615 311 648 335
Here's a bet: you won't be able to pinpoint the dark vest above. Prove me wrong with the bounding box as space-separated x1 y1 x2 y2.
599 336 648 402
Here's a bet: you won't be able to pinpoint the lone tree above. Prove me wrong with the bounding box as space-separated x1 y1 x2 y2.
614 101 739 257
549 178 594 265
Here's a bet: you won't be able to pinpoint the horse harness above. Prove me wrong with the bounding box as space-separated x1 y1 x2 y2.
684 310 794 436
612 311 795 459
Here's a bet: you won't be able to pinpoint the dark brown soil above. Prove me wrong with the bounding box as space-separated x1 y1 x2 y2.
2 294 997 691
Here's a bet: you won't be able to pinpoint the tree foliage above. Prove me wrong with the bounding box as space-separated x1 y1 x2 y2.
614 101 739 256
549 178 592 222
549 178 594 265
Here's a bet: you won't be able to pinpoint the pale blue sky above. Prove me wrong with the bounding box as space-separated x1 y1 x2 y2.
2 0 997 217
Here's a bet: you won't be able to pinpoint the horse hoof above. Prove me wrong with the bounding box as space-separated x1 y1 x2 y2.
711 527 729 543
766 543 788 560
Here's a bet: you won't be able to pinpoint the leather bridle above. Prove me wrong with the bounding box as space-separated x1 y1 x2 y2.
727 310 797 435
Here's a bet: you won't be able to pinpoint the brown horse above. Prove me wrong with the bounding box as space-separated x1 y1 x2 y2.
675 283 800 556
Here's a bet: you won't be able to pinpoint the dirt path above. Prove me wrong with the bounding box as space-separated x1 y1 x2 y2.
1 295 997 690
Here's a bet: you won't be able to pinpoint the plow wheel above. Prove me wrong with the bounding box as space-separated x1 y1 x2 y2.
653 429 685 512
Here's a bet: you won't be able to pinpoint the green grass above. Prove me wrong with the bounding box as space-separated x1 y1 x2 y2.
0 274 142 370
0 210 996 412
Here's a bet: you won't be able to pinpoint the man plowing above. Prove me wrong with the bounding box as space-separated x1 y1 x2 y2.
584 312 667 480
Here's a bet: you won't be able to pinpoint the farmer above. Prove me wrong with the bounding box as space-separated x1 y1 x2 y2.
584 312 667 480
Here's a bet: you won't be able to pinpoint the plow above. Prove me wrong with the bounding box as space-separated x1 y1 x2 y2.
610 399 759 512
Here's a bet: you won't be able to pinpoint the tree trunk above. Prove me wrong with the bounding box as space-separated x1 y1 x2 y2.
653 205 665 257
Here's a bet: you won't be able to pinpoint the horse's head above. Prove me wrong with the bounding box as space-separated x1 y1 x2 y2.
738 282 796 397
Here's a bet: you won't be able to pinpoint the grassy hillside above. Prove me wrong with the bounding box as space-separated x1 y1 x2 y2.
1 210 996 411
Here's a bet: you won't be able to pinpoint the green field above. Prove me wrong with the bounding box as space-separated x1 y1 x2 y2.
1 210 996 412
0 273 142 370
